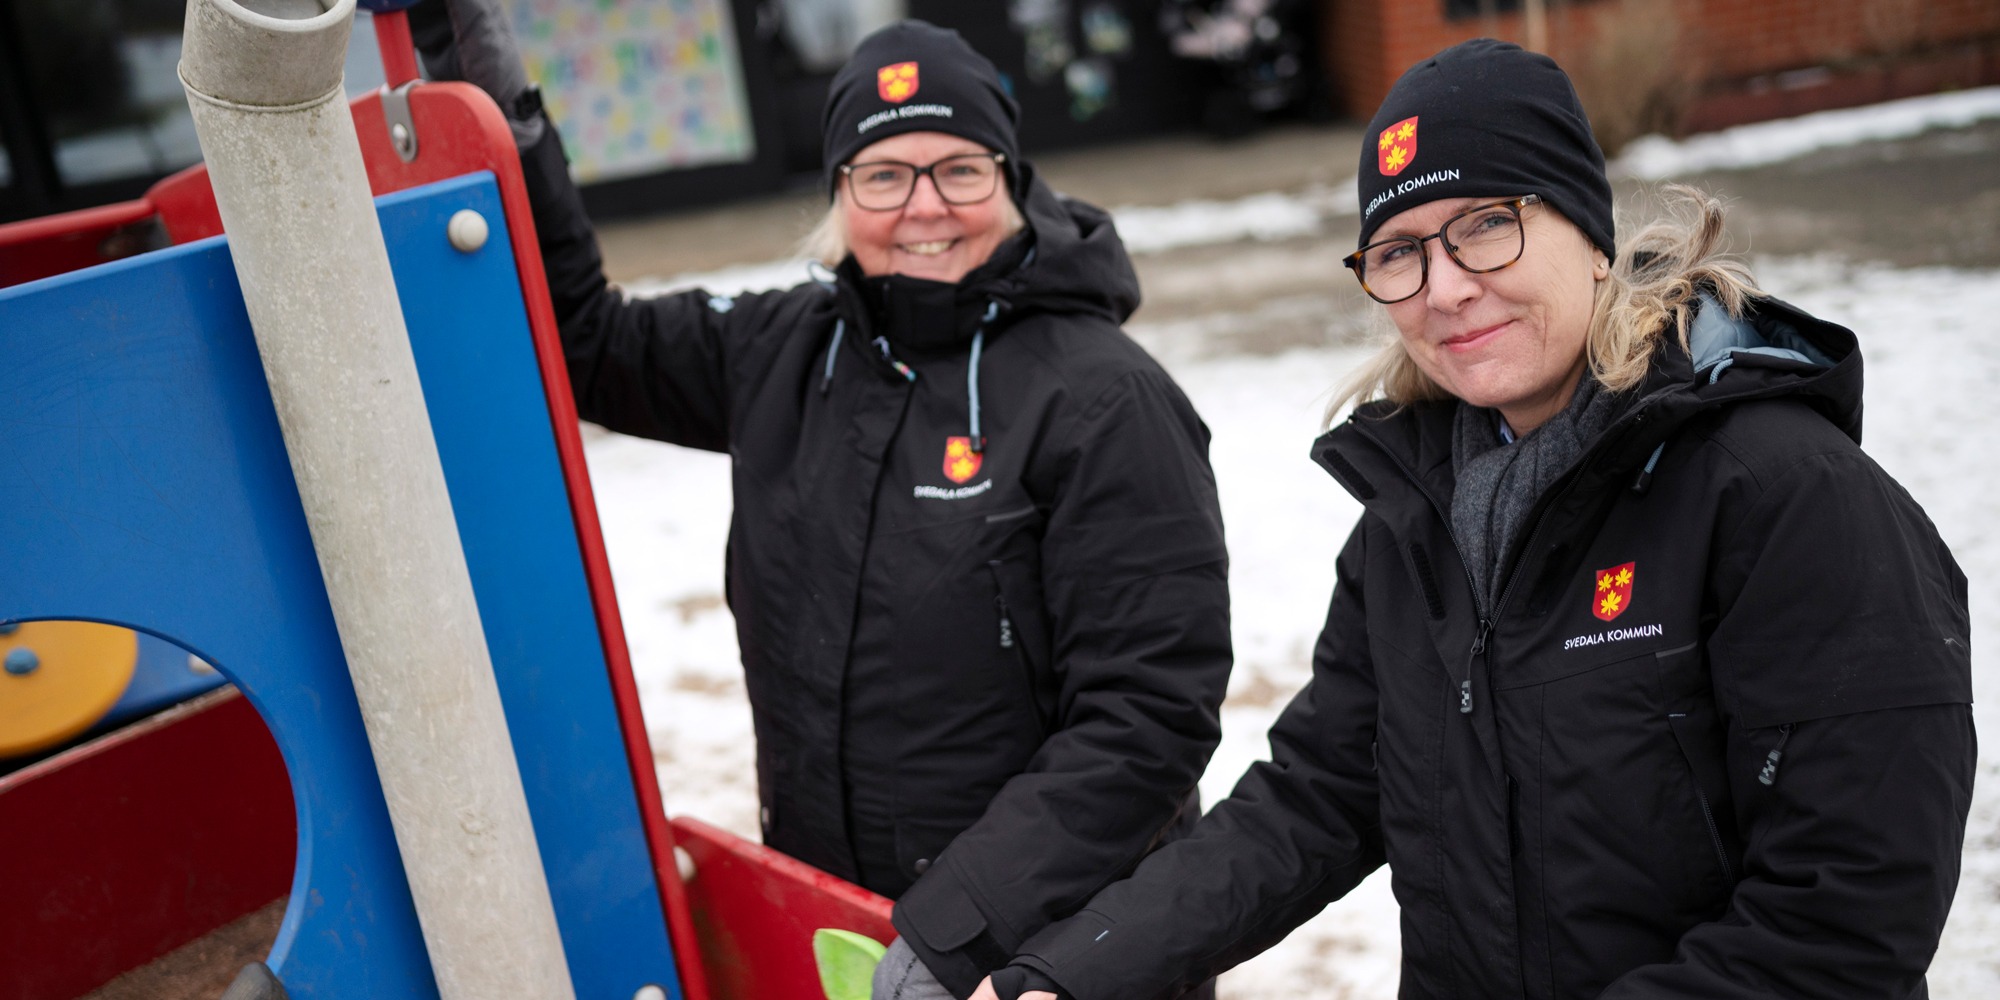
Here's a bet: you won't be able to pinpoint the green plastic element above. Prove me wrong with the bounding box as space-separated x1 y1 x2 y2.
813 928 889 1000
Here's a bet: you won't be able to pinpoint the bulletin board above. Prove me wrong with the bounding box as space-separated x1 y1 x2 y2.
513 0 758 182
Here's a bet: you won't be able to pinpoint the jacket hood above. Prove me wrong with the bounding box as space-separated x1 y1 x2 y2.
1319 293 1867 502
993 159 1143 327
832 159 1141 355
817 159 1144 451
1677 292 1858 442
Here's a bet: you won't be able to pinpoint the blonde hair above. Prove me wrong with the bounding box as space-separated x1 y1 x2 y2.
798 184 1028 266
1324 185 1761 426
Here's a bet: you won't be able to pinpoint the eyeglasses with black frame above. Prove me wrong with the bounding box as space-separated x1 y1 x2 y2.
839 152 1008 211
1343 194 1542 304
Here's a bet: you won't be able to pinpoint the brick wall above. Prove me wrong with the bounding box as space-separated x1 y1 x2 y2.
1320 0 2000 136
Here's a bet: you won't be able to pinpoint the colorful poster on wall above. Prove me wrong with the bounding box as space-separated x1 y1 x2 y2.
513 0 756 182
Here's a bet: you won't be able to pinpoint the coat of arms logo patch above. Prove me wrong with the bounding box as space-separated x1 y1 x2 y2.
1378 116 1419 176
1592 562 1636 622
878 62 920 103
943 436 981 484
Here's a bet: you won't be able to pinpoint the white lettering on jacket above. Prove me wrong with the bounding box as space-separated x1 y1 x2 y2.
913 479 993 501
1562 622 1665 651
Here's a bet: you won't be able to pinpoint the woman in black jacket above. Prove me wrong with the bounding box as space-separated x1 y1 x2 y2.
412 7 1231 999
982 38 1975 1000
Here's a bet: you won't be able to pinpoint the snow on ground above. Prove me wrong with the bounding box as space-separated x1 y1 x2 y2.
620 182 1360 301
624 255 824 299
1108 182 1356 255
1615 85 2000 179
586 256 2000 998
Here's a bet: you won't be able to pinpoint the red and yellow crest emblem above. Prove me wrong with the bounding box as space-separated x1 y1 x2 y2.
943 436 981 484
1377 116 1419 176
1592 562 1636 622
878 61 920 103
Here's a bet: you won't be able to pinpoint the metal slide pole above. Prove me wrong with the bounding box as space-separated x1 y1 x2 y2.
177 2 576 997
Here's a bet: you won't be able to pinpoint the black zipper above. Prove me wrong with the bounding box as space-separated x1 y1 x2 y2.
994 592 1016 650
1757 722 1794 787
1348 419 1594 716
987 560 1049 741
1347 422 1492 708
1667 712 1737 884
985 560 1018 650
1464 620 1491 714
1690 779 1735 883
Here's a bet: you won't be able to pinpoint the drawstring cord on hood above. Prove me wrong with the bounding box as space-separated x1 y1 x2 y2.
817 293 1008 453
820 318 846 394
1631 441 1667 494
874 336 916 382
814 261 843 394
968 301 999 453
967 250 1031 453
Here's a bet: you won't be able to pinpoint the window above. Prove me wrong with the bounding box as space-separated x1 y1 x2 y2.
12 0 200 188
777 0 909 73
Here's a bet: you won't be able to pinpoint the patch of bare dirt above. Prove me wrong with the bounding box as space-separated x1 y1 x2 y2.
76 898 284 1000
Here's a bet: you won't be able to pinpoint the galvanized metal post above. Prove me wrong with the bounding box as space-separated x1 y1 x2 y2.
176 2 575 997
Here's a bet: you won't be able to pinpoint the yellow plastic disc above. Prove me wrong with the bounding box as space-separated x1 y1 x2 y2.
0 621 139 758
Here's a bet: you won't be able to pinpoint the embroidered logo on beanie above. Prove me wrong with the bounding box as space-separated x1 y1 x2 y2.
1378 116 1419 176
878 62 919 103
823 22 1021 196
1353 39 1615 258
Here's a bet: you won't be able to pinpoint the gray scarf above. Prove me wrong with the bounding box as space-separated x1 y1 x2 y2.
1450 377 1622 606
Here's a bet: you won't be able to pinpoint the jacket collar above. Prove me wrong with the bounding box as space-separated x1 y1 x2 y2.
1316 293 1865 509
836 230 1030 356
829 160 1142 363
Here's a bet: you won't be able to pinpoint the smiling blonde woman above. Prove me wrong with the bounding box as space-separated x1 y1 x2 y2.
981 38 1974 1000
412 6 1231 999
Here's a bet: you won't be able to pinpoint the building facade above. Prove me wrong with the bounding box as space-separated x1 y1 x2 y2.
4 0 1996 225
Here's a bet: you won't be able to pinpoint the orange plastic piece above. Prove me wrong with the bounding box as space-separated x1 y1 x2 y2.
0 622 139 757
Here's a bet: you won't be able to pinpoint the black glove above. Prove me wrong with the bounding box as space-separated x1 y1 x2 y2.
406 0 545 149
988 965 1069 1000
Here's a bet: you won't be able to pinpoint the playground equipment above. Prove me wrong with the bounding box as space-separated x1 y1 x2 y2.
0 2 892 997
1 624 231 759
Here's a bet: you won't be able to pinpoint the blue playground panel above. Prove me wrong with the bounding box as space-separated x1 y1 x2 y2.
0 173 681 998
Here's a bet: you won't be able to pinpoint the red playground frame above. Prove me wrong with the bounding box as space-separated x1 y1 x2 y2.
0 9 893 999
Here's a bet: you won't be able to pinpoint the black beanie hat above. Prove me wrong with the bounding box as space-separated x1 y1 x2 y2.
822 21 1022 198
1356 38 1614 259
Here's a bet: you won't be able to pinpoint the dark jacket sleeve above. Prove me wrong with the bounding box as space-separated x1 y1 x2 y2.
891 370 1235 996
1004 520 1389 1000
517 117 783 452
1602 447 1976 998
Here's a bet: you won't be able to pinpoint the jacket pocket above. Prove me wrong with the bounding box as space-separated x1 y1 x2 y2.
987 558 1055 738
1666 712 1736 886
1657 642 1740 896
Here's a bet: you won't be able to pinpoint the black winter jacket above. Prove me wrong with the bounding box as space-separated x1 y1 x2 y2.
517 127 1232 996
1011 295 1975 999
